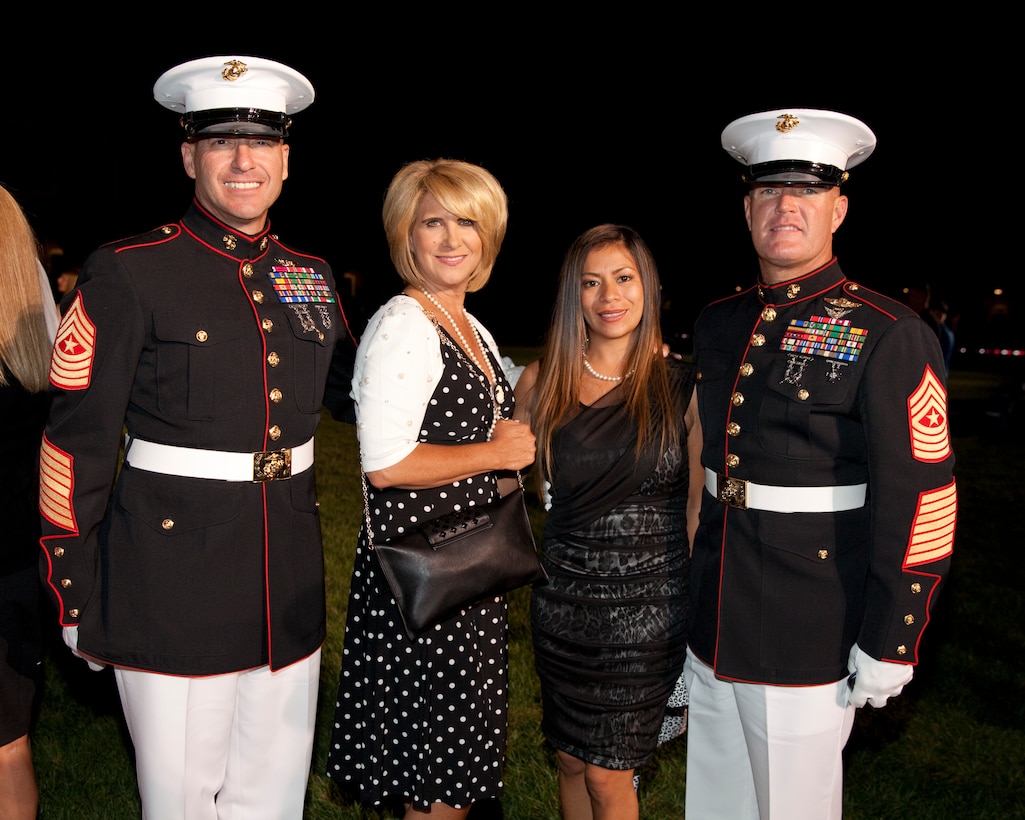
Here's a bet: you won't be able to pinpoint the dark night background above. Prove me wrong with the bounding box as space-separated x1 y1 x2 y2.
4 26 1014 352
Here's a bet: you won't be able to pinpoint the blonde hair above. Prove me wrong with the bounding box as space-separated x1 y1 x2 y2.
0 184 55 393
530 224 682 483
382 159 508 293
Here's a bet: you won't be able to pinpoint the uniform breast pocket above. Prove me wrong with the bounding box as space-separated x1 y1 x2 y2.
153 311 246 419
760 355 857 460
281 305 338 413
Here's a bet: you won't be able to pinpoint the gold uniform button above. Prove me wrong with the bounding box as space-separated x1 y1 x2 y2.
904 614 915 625
262 318 274 332
243 262 255 277
911 582 922 594
798 389 810 401
252 290 265 304
727 422 741 437
751 334 766 347
53 546 65 557
896 645 907 656
818 549 829 560
196 330 209 343
270 388 283 403
61 578 72 588
696 371 703 382
269 425 282 441
761 307 777 322
161 226 173 235
267 352 280 367
317 331 325 341
161 519 174 530
731 392 744 407
69 608 79 618
739 363 754 377
726 454 740 468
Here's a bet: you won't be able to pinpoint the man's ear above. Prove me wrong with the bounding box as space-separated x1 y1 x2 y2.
281 143 290 181
181 142 197 180
831 193 849 234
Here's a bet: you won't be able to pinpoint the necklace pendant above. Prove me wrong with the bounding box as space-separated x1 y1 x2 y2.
494 384 505 405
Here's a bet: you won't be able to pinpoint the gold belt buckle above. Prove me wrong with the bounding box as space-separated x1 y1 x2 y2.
716 474 748 509
253 448 292 481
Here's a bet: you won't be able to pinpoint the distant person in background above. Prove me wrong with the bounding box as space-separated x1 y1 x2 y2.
514 224 703 820
686 109 956 819
0 183 57 820
55 267 79 302
930 299 955 374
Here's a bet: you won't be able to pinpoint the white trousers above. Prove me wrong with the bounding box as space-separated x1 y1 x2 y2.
114 649 321 820
683 647 855 820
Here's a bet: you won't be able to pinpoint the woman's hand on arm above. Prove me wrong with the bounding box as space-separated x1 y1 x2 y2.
685 391 704 553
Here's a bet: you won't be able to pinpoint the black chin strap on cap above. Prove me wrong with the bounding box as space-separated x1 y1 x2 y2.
182 108 291 140
742 160 849 186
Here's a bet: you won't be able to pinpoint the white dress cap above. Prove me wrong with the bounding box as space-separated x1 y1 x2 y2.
153 55 314 138
721 109 876 185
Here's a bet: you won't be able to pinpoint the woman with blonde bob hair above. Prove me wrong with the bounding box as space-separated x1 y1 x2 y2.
515 224 703 820
382 158 508 294
0 183 57 820
327 159 534 819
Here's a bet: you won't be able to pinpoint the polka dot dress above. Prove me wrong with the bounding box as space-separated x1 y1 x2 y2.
327 324 513 812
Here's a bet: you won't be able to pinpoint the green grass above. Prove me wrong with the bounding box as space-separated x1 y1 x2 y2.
29 362 1025 818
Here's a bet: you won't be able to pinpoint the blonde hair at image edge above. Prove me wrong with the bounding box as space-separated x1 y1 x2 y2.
0 184 55 393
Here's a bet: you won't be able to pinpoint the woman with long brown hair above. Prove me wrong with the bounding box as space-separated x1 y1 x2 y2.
515 224 702 820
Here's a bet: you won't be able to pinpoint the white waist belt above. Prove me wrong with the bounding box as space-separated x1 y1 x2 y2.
125 437 314 482
705 468 866 513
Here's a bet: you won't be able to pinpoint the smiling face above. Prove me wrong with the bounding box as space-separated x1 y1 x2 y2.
181 136 289 235
410 193 483 295
743 183 849 283
580 243 644 343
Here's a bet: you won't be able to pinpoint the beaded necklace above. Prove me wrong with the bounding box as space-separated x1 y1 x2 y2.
582 353 634 382
420 289 505 406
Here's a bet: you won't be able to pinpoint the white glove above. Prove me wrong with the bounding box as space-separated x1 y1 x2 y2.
63 626 106 672
847 643 913 709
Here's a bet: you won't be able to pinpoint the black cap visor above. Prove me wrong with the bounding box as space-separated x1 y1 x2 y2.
742 160 848 186
182 108 290 141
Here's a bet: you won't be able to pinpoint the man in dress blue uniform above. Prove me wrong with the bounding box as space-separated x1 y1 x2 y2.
39 55 356 819
684 109 956 819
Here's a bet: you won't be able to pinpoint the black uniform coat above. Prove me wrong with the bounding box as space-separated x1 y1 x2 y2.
39 200 351 675
690 259 956 685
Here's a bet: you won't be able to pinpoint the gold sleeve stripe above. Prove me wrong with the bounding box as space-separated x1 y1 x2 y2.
907 365 951 463
49 293 96 391
39 435 76 532
904 480 956 566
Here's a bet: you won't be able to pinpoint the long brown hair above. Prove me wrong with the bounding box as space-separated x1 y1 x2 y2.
0 184 55 393
530 224 681 483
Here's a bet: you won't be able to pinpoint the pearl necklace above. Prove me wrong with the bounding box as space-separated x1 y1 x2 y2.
420 289 505 406
583 354 632 382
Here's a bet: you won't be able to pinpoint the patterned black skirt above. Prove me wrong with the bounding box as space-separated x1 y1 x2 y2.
531 501 689 769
